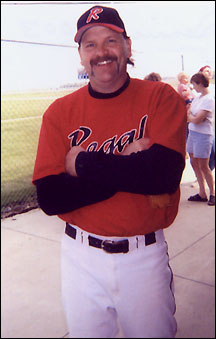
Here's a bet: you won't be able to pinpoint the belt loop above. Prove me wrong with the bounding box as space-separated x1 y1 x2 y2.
66 222 77 239
145 232 156 246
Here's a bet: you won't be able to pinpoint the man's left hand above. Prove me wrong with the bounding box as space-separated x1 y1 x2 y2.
122 138 150 155
65 146 85 176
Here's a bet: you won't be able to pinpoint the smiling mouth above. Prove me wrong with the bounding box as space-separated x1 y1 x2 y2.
90 57 118 76
96 60 113 66
90 56 117 67
98 60 111 65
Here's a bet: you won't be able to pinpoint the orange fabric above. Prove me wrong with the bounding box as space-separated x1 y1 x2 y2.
33 78 187 236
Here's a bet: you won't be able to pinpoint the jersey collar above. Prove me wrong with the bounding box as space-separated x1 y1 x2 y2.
88 74 130 99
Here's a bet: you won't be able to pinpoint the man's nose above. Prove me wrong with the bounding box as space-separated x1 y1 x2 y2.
95 43 108 56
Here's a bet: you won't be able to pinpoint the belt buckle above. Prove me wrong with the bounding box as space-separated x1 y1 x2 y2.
101 240 114 253
101 239 129 253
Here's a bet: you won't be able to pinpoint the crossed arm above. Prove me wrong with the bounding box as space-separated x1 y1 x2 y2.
34 138 185 215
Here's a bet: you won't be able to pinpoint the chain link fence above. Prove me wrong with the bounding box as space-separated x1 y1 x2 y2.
1 88 84 218
1 93 47 217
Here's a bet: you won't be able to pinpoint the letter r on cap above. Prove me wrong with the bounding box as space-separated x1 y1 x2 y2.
86 8 103 23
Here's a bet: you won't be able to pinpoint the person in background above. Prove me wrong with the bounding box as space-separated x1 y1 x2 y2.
144 72 162 81
32 5 187 338
199 65 215 171
199 65 214 96
177 72 195 106
187 72 215 206
177 72 195 141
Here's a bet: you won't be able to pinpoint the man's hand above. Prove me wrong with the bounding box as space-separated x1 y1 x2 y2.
122 138 150 155
65 146 85 176
148 194 171 209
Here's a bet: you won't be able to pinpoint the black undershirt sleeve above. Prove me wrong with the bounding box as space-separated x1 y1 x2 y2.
76 144 185 195
34 144 185 215
34 173 117 216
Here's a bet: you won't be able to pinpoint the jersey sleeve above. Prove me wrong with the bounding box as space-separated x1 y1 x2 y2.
32 100 67 183
32 99 118 215
147 83 187 157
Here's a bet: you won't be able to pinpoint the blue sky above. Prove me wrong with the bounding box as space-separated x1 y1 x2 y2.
1 1 215 92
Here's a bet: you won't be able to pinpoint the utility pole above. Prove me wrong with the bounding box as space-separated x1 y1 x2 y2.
181 54 184 71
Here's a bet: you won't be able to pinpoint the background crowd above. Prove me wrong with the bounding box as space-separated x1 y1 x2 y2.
144 65 215 206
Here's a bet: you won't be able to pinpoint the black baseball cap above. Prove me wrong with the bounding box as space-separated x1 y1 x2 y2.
74 6 127 44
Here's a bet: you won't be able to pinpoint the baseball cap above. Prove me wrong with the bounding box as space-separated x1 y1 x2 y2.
74 6 127 44
199 65 211 72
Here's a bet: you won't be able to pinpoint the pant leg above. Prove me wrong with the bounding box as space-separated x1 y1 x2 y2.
61 233 119 338
115 233 177 338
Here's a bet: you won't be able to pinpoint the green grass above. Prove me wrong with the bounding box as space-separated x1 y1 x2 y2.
1 88 77 210
1 89 74 120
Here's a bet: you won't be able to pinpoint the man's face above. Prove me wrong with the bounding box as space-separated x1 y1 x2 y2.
78 26 131 89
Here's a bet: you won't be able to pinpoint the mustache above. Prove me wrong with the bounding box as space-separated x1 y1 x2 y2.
90 55 118 66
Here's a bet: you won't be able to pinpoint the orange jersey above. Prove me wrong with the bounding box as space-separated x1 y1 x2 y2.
33 78 187 236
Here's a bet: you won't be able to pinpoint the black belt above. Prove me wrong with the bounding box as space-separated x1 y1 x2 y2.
65 223 156 254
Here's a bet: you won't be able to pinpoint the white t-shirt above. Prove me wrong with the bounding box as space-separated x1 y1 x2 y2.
188 93 215 135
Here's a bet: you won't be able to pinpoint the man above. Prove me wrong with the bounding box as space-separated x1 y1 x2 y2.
33 6 187 338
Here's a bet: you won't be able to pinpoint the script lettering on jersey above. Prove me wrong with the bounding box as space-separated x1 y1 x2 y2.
68 115 148 154
68 126 92 147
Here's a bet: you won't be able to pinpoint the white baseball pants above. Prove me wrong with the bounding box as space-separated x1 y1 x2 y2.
61 225 177 338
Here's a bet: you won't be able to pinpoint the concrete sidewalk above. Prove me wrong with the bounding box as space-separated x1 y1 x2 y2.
1 159 215 338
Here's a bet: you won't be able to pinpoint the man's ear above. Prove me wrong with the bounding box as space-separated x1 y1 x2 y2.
126 37 132 59
78 47 84 66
